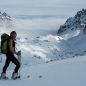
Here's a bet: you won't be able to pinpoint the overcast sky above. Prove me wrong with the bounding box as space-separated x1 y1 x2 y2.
0 0 86 5
0 0 86 16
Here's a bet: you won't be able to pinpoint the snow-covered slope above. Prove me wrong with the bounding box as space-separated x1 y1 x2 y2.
67 34 86 52
13 33 86 66
16 35 68 65
0 55 86 86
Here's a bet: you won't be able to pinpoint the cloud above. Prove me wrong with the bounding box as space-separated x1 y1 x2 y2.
12 17 65 38
0 0 86 5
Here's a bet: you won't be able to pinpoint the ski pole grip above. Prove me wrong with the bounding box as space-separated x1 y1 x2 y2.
17 51 21 56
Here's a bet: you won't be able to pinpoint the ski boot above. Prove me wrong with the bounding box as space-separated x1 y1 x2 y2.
11 73 18 80
0 73 9 79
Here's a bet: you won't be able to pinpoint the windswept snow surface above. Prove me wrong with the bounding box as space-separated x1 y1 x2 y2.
0 55 86 86
0 33 86 86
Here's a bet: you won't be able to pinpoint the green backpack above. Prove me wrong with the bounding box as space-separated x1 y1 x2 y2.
1 33 9 54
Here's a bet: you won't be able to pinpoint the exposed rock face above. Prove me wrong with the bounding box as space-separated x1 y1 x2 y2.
58 9 86 36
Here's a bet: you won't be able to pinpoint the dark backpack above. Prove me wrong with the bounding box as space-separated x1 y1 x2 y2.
1 33 9 54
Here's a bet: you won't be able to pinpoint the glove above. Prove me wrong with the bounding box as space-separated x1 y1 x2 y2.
17 51 21 56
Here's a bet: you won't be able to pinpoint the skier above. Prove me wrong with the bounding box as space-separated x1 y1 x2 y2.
1 31 21 79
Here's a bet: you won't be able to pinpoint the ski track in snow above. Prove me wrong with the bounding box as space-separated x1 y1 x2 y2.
0 55 86 86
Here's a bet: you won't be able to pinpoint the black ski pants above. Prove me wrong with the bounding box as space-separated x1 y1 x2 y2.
2 53 20 73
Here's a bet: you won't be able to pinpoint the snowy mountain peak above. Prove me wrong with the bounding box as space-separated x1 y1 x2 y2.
57 9 86 39
2 12 7 17
2 12 11 19
0 11 11 20
75 9 86 18
0 11 12 28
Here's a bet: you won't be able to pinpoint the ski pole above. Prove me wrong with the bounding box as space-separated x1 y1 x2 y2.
18 51 21 79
